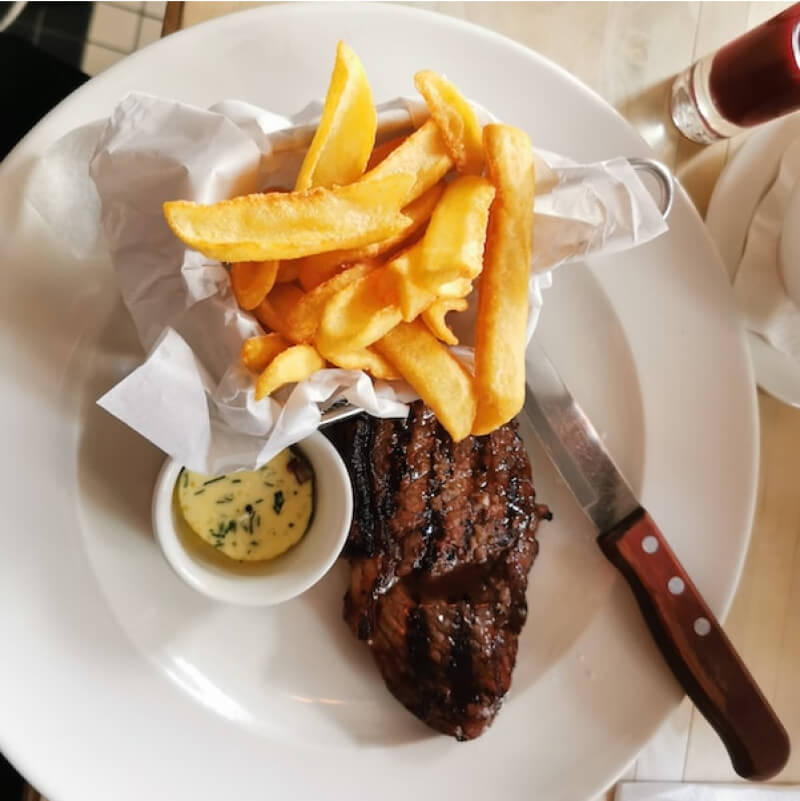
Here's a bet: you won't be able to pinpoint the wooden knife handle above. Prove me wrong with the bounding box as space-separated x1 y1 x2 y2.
598 508 790 780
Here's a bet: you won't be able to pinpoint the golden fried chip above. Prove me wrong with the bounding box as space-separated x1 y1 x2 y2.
295 42 376 190
414 174 494 290
240 333 290 372
438 276 473 299
414 70 483 175
286 261 377 343
316 269 402 356
374 320 476 441
366 135 408 170
385 240 433 321
472 124 535 436
275 261 300 283
255 344 326 400
254 283 305 341
363 119 453 204
421 297 468 346
163 172 414 263
295 182 444 291
230 260 279 310
326 347 400 380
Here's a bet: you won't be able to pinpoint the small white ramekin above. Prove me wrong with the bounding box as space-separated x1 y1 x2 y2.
152 433 352 606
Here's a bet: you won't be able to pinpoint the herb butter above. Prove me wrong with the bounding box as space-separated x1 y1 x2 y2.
177 448 314 562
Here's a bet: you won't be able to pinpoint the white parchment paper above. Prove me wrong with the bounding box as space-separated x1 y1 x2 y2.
27 92 668 473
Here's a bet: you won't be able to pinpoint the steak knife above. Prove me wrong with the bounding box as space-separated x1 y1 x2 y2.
524 337 790 781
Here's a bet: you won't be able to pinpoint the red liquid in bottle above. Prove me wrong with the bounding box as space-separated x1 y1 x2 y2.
709 4 800 128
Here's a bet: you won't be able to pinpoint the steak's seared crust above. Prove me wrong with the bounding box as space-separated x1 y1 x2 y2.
329 402 549 740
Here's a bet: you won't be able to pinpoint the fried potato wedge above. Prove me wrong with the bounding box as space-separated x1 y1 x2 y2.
414 70 483 175
287 261 377 343
366 135 408 170
421 297 468 346
414 174 494 290
295 42 376 190
326 347 400 380
230 260 279 310
241 333 290 372
275 261 300 283
472 124 535 436
374 320 476 441
163 172 414 263
254 283 305 341
316 269 402 355
255 344 325 400
363 119 453 204
385 240 433 321
438 276 473 299
295 182 444 291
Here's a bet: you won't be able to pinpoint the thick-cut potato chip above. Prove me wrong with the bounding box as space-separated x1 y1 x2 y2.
316 269 402 356
363 120 453 205
295 42 376 190
414 70 483 175
326 347 400 380
438 276 473 299
385 240 433 321
286 262 377 343
230 260 279 310
163 172 414 263
421 297 468 346
366 135 408 170
414 174 494 290
472 124 535 436
374 320 476 441
255 344 326 400
255 283 305 341
275 261 300 283
295 183 444 291
241 333 290 372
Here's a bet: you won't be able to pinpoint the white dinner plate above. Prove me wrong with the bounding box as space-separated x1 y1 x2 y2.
706 113 800 408
0 5 757 801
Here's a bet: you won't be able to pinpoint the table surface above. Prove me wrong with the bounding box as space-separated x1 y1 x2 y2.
28 2 800 800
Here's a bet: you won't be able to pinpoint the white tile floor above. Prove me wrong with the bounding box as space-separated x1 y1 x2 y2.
81 1 166 76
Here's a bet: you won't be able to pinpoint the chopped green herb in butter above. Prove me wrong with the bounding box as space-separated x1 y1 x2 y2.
177 448 314 562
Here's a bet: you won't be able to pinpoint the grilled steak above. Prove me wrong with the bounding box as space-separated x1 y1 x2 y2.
328 401 549 740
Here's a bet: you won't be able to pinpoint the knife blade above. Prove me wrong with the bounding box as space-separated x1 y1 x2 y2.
524 337 790 781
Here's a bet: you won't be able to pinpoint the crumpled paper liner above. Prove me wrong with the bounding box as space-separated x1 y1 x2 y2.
27 91 667 473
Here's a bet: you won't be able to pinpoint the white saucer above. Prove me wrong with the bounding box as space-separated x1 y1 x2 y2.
706 113 800 407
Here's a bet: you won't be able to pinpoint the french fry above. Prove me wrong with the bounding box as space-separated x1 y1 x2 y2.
385 240 433 321
438 276 473 299
326 347 401 380
472 124 535 436
255 344 326 400
374 320 476 441
414 70 483 175
230 260 279 310
315 269 402 356
366 135 408 170
414 174 494 291
295 42 377 190
241 333 290 372
421 297 468 346
363 119 453 205
286 261 377 343
254 283 305 341
295 182 444 291
275 261 300 283
163 172 414 263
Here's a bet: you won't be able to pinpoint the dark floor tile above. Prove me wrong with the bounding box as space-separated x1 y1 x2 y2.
39 2 93 39
37 29 85 68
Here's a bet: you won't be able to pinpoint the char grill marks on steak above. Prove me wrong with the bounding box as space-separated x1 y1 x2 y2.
329 401 549 740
